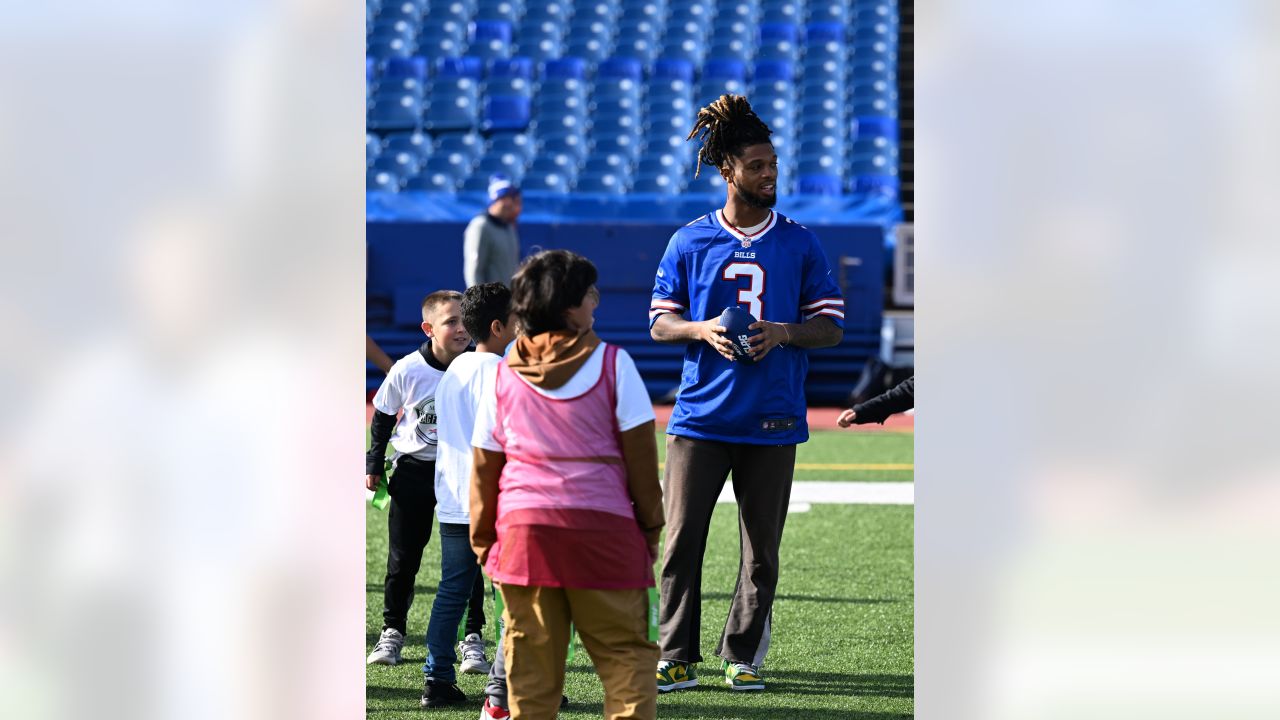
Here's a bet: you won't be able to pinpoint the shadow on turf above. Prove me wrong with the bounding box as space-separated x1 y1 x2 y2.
654 698 912 719
769 671 914 699
701 592 897 604
365 582 437 595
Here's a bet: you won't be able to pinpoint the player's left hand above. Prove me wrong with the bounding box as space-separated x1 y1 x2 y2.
746 320 789 361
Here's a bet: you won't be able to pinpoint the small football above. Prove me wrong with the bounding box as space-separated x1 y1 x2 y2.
718 306 760 364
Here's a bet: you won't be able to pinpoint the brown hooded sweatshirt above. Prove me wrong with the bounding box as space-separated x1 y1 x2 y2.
469 330 664 565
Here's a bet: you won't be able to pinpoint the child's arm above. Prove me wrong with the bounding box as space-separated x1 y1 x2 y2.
620 420 664 561
365 409 397 489
468 447 505 565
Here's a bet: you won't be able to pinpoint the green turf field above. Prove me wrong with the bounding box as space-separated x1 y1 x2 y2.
366 504 913 719
365 422 914 717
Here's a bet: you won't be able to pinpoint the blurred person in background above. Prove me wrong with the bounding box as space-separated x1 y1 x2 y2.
837 376 915 427
464 175 522 288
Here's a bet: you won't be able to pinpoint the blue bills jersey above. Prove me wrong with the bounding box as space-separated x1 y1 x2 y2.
649 210 845 445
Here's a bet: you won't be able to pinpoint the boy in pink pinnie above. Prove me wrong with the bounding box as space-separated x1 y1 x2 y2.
469 250 664 720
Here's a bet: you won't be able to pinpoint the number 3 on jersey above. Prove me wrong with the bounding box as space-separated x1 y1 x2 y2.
723 262 765 318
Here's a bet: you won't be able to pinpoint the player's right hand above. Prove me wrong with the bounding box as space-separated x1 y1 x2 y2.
365 474 380 491
698 319 737 361
837 409 857 428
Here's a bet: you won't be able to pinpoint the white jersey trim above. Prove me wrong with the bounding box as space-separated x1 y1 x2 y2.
714 209 777 244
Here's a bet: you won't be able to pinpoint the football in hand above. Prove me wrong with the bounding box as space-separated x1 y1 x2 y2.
718 306 760 364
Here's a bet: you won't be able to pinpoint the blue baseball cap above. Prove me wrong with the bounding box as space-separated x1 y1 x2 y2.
488 173 520 202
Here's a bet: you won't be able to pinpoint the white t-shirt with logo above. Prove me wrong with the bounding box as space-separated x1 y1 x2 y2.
372 349 446 461
472 344 656 453
433 351 504 524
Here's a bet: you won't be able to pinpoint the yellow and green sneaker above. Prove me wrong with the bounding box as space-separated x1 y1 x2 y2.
656 660 698 692
723 661 765 691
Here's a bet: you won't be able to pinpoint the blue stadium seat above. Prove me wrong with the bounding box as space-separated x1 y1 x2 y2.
651 57 694 86
485 56 534 96
515 20 563 62
796 173 842 195
382 131 434 163
366 133 382 166
796 154 842 177
469 20 512 61
761 0 802 24
368 93 423 131
597 57 643 82
591 133 641 160
636 151 687 179
427 0 470 23
573 1 615 25
403 169 458 191
574 172 627 194
529 149 581 176
368 168 401 192
379 0 427 23
482 95 531 132
718 2 758 25
368 36 415 58
659 38 706 65
542 56 587 81
420 151 473 182
565 35 612 65
538 133 589 162
631 173 682 194
854 21 896 46
757 22 799 63
752 59 796 92
370 20 419 45
416 34 464 57
618 18 661 44
434 132 485 163
523 0 569 22
424 93 478 131
684 169 727 195
583 152 632 176
367 56 377 85
474 151 527 181
435 56 484 79
615 36 661 64
376 77 426 101
475 0 520 24
697 58 747 105
805 21 846 48
487 132 535 162
851 115 898 140
808 2 847 24
372 150 423 179
420 18 467 44
523 171 572 193
537 112 589 140
383 56 428 82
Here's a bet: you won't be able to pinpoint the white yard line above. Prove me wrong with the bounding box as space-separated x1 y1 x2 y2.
716 481 914 506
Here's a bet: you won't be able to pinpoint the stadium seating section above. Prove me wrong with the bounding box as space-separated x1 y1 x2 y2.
366 0 901 201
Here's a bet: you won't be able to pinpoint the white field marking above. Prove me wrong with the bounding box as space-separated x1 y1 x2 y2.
717 481 914 506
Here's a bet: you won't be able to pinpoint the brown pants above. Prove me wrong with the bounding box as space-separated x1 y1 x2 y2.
499 584 658 720
658 435 796 667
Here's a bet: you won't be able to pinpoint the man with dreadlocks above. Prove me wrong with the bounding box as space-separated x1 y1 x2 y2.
648 94 845 693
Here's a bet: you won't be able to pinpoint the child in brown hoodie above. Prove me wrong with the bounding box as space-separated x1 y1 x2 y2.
469 250 664 720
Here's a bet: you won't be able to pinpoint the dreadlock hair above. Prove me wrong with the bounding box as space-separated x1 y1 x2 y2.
686 94 774 179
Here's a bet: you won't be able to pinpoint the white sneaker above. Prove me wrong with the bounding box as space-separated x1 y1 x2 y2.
366 628 404 665
458 633 491 674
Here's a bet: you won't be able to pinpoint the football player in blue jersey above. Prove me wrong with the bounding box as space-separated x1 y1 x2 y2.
649 95 845 693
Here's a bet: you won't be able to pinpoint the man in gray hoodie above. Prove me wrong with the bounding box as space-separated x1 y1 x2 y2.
463 174 522 288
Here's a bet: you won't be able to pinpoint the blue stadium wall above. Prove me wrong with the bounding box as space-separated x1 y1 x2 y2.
367 218 884 404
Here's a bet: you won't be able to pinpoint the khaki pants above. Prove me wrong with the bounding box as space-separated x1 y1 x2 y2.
499 584 658 720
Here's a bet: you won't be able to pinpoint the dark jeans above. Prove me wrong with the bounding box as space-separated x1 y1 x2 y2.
424 523 483 682
465 570 486 636
380 456 436 635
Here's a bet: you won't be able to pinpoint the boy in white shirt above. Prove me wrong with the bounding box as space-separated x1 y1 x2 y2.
422 282 517 708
